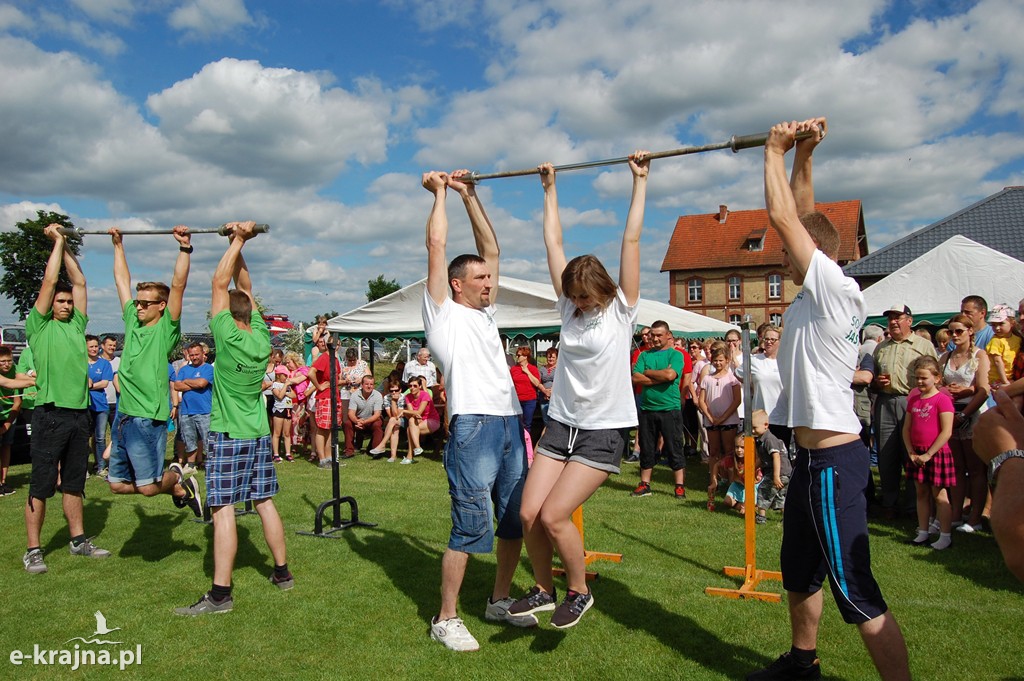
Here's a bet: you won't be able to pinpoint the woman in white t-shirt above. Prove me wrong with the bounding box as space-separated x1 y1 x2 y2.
507 151 649 630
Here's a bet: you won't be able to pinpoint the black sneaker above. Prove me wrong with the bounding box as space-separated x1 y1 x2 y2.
630 482 652 497
508 585 557 616
174 593 233 616
550 589 594 629
623 453 640 464
175 477 203 518
0 483 16 497
746 652 821 680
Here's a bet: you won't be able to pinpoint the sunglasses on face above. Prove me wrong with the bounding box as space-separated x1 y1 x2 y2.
949 328 968 335
133 299 162 308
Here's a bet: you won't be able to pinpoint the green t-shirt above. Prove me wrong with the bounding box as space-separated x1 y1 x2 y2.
15 345 37 410
0 365 18 420
633 347 683 412
25 306 89 410
118 300 181 421
210 310 271 439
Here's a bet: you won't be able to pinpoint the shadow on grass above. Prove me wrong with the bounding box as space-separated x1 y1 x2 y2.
340 527 442 621
119 505 200 562
40 495 115 554
604 524 723 580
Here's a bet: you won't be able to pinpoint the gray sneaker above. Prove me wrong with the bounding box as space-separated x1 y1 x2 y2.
69 538 111 559
485 597 538 627
174 593 233 616
269 572 295 590
23 549 48 574
507 585 557 617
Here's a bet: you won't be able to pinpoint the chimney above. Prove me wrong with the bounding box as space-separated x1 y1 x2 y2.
718 204 728 224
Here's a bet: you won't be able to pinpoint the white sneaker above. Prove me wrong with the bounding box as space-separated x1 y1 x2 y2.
956 523 981 534
484 597 538 628
430 616 480 652
413 447 423 457
369 446 386 455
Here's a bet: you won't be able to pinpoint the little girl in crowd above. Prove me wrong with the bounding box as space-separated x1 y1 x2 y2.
714 434 762 515
699 345 741 511
903 356 956 550
986 304 1020 392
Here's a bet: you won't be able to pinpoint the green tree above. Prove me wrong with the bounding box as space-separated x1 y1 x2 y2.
366 274 400 302
0 211 82 319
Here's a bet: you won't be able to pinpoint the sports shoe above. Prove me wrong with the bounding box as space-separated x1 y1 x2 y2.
23 549 47 574
956 523 981 534
413 447 424 457
674 484 686 500
176 477 203 518
507 585 557 616
318 459 334 469
630 482 652 497
386 457 397 463
182 463 198 476
400 458 416 465
746 652 821 680
269 572 295 590
430 616 479 652
273 455 283 463
69 537 111 558
168 462 187 483
484 597 538 627
550 589 594 629
623 453 640 464
174 593 233 616
368 446 387 456
0 483 16 497
756 514 767 524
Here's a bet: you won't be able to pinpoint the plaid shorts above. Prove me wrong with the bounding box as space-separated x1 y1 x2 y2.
906 447 957 488
205 432 278 507
314 392 344 430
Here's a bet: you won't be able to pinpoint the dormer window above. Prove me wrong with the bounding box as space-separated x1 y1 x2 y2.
744 228 766 252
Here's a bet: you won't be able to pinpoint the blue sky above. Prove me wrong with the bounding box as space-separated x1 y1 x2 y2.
1 0 1022 332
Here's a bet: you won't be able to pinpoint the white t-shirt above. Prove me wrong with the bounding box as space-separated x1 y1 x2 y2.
422 291 519 417
548 289 639 430
743 353 783 415
105 356 120 404
403 360 438 387
771 249 864 434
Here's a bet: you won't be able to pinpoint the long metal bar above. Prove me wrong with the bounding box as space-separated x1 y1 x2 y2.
57 224 270 237
464 130 814 183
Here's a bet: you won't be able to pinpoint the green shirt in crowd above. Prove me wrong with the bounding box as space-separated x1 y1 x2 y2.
1 364 18 421
633 346 683 412
15 345 37 410
117 300 181 421
25 306 89 410
210 310 271 440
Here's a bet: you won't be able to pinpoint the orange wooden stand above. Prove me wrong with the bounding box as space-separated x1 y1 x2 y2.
552 506 622 581
705 435 783 602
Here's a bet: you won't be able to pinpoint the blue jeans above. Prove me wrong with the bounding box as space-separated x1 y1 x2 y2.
444 414 526 553
90 408 108 472
178 412 211 455
109 415 168 487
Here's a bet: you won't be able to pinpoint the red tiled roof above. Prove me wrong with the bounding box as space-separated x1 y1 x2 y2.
660 200 865 271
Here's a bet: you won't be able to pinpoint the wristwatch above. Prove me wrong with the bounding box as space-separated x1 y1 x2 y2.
179 245 193 253
988 449 1024 485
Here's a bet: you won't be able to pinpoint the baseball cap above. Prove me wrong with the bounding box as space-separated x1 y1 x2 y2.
988 304 1015 323
883 304 911 316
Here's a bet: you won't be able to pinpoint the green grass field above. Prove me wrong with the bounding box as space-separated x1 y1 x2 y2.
1 433 1022 680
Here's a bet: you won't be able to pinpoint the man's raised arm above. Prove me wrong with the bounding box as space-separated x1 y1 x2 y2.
423 171 450 306
168 225 192 322
211 222 257 317
790 117 827 216
34 224 65 316
764 120 821 281
108 228 133 308
449 170 500 298
62 246 87 317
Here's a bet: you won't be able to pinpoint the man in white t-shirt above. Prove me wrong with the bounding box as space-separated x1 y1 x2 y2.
421 168 529 652
747 119 910 681
403 348 438 388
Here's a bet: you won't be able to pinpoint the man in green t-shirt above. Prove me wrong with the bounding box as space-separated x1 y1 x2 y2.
175 221 292 617
630 320 686 498
107 225 201 517
23 224 108 574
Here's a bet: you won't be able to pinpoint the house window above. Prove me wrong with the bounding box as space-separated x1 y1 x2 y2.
729 314 742 324
769 312 783 327
687 278 703 303
728 276 741 301
768 273 782 299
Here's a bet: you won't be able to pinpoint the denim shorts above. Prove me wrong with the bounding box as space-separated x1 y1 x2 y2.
109 414 168 487
178 412 211 454
444 414 527 554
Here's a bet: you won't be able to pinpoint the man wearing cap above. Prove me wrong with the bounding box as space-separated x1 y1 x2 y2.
871 304 937 519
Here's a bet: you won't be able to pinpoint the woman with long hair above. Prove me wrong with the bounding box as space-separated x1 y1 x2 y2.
507 151 649 629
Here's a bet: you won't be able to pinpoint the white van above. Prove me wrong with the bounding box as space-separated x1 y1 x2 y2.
0 324 27 360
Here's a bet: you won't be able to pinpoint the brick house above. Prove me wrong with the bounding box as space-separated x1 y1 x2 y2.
661 202 868 327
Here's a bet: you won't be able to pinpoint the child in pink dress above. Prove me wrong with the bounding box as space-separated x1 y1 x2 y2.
903 356 956 550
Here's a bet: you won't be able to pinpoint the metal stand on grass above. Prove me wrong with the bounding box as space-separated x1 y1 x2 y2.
552 505 622 582
705 318 783 603
297 341 376 538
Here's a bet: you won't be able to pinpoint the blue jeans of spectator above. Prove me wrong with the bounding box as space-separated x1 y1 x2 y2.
90 407 108 472
519 399 537 431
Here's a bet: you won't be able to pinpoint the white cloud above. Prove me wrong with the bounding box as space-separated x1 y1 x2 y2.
167 0 256 38
0 201 65 232
0 3 32 30
37 9 125 56
69 0 135 26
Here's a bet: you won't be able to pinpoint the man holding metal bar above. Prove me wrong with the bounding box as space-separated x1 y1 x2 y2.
747 119 910 681
105 225 202 516
421 168 531 652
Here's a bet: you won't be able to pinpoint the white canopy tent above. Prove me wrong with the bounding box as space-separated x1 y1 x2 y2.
326 276 738 339
861 235 1024 326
